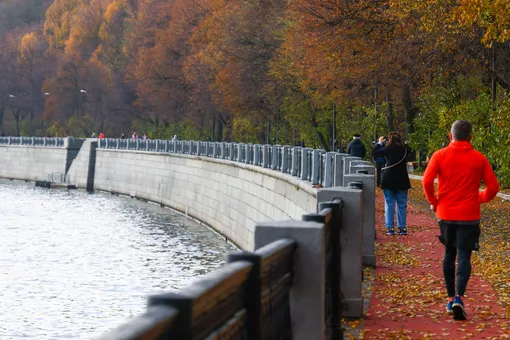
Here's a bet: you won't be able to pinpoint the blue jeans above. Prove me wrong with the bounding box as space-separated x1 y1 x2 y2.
382 189 408 230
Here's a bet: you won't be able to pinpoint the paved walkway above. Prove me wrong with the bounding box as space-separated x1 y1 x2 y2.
362 192 510 339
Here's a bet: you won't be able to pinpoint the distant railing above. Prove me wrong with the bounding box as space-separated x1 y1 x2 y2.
98 199 344 340
0 136 65 147
98 138 346 188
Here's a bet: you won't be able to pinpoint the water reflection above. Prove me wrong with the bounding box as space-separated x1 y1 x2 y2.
0 180 236 339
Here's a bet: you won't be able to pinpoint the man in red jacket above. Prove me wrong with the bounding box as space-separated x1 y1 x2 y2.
422 120 499 320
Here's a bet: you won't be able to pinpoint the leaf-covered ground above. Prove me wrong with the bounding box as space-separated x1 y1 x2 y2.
358 180 510 339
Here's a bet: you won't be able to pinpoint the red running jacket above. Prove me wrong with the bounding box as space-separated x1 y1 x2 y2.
422 141 499 221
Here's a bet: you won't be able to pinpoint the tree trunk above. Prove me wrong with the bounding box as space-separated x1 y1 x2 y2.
402 83 417 137
385 87 394 131
0 108 4 131
14 109 21 137
309 110 329 151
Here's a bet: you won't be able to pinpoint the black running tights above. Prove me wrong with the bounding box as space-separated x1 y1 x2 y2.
443 246 472 297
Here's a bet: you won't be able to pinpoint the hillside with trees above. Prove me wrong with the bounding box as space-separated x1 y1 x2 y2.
0 0 509 185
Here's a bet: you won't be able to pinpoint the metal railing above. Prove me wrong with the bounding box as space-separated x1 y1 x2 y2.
98 138 343 187
98 199 344 340
0 136 65 147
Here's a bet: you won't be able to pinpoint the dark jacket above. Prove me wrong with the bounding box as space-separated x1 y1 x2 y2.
348 139 366 158
372 143 411 191
372 142 386 165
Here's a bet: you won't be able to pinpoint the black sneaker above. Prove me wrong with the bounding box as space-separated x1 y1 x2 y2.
386 229 395 236
452 296 467 320
397 228 407 236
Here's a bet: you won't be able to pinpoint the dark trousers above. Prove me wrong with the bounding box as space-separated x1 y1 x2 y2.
443 246 472 296
440 222 480 297
375 163 383 187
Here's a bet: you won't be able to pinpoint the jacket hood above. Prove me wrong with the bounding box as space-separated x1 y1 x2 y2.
449 140 473 152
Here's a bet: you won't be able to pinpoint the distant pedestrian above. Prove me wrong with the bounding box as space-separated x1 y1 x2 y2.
348 133 366 159
422 120 499 320
142 132 148 140
91 132 96 138
121 133 126 139
171 135 177 141
99 132 105 139
1 131 5 137
131 132 137 139
372 136 387 187
373 132 411 236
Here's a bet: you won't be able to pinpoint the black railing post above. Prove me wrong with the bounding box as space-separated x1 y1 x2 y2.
147 293 192 339
319 199 344 339
228 252 262 340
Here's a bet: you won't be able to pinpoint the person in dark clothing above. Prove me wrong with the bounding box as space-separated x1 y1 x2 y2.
348 133 366 158
372 132 411 236
372 136 387 187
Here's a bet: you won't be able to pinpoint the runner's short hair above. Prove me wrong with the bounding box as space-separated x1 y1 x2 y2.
451 120 472 141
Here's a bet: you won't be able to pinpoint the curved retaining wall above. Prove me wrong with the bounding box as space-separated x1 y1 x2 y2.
0 138 83 182
93 149 317 251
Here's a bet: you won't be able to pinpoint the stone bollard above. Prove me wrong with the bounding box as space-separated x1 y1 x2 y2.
317 186 364 318
345 173 376 267
323 152 335 187
301 148 312 180
291 146 302 176
311 150 322 185
255 220 326 340
350 165 375 176
332 153 349 187
342 156 361 178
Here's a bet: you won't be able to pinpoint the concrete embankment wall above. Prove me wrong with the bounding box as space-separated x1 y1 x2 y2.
0 138 83 182
92 149 317 250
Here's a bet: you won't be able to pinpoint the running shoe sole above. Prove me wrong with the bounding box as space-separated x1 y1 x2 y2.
452 304 466 320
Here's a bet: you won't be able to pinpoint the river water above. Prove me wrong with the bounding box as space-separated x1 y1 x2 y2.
0 180 236 339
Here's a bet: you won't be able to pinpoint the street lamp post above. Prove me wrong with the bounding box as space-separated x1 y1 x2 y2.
332 103 337 151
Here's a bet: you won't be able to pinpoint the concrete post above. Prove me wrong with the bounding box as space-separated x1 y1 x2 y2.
262 145 270 168
213 142 218 158
245 144 251 164
341 157 361 185
333 154 346 187
301 148 311 180
311 150 321 185
255 220 326 340
236 143 242 162
350 165 375 176
281 146 290 173
324 152 335 187
317 187 364 318
345 174 376 267
291 147 301 177
254 144 261 165
271 145 280 170
228 143 234 160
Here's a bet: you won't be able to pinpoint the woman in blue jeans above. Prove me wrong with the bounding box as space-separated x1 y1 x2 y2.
372 132 411 235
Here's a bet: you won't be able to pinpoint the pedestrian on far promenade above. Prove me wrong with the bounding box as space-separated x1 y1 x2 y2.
422 120 499 320
373 132 411 236
348 133 366 159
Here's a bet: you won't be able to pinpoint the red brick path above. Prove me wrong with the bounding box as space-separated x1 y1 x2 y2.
362 193 510 339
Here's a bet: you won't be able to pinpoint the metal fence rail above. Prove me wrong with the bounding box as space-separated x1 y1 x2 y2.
97 139 345 188
0 136 65 147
